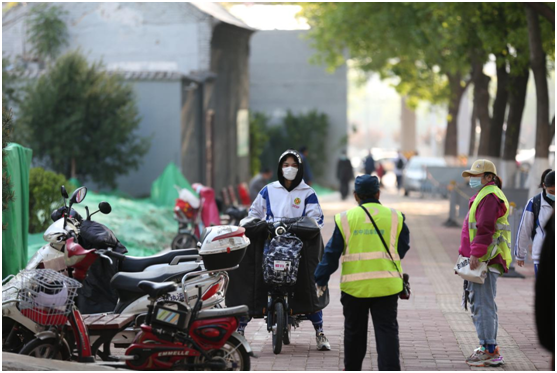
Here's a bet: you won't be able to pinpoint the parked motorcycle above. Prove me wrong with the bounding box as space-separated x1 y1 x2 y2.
2 186 229 358
13 224 253 370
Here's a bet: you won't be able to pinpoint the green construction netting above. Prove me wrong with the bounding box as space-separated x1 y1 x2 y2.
27 191 179 261
3 143 33 278
151 162 198 208
312 184 335 196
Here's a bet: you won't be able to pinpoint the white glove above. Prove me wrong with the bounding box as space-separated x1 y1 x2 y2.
316 284 327 298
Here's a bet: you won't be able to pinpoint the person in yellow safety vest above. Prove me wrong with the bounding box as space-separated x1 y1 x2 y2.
459 159 512 368
314 175 410 371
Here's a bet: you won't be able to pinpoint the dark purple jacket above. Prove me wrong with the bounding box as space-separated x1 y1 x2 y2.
459 181 508 273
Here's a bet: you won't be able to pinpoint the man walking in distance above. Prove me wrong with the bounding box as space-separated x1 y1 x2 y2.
315 175 410 370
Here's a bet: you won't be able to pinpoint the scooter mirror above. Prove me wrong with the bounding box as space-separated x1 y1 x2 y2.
99 202 112 214
70 187 88 205
61 185 69 199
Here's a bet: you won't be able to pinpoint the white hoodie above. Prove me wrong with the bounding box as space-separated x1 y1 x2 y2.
248 180 324 228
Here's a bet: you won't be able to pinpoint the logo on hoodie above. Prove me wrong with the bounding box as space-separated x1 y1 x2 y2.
294 198 301 205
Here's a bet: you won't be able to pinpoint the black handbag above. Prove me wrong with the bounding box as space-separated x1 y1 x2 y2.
359 206 411 300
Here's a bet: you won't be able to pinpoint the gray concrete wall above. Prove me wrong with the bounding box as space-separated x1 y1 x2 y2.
115 79 182 197
249 30 347 188
2 3 211 74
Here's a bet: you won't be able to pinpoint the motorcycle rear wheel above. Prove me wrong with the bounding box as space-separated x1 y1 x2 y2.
171 233 198 250
19 337 71 360
191 335 250 371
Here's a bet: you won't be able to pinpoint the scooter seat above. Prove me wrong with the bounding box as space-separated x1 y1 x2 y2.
196 305 249 320
120 249 199 272
138 281 177 299
111 261 202 294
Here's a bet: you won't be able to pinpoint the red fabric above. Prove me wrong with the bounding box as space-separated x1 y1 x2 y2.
192 184 221 226
459 182 509 272
238 183 251 205
174 199 197 219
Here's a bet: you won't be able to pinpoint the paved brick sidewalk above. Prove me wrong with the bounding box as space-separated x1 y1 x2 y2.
244 190 552 371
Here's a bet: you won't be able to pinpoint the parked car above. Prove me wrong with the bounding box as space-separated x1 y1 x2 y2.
403 156 447 196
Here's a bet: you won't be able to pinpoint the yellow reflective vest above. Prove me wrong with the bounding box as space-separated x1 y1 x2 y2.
468 185 512 273
335 203 403 298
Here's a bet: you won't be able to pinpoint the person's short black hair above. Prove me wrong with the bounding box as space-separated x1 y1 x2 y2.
544 170 555 188
261 167 272 174
355 192 379 201
540 169 553 188
299 146 308 153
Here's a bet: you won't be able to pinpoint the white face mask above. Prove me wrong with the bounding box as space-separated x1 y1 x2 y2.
282 167 298 181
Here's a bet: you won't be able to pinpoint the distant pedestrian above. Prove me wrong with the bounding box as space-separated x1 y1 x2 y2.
535 212 555 370
376 161 385 187
394 150 406 191
459 159 512 367
515 169 554 277
248 167 273 202
337 150 354 200
363 150 375 175
315 175 411 371
299 146 313 186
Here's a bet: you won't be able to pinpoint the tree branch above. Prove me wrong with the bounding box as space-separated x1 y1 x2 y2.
525 2 555 26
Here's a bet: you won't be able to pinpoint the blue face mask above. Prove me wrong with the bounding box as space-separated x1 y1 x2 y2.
469 177 483 189
547 193 555 202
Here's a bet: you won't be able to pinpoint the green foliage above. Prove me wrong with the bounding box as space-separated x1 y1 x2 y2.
26 4 69 62
249 112 270 177
28 167 74 233
2 108 15 230
16 51 151 189
2 57 21 108
259 110 330 181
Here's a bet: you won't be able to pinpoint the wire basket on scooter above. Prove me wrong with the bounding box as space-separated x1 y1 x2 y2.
263 233 303 286
14 269 82 326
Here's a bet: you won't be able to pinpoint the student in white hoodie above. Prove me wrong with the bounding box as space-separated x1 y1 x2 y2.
515 170 555 277
240 149 330 351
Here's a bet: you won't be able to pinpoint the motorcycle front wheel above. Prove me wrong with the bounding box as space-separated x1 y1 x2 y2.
171 233 198 250
19 337 71 360
272 302 285 354
191 335 250 371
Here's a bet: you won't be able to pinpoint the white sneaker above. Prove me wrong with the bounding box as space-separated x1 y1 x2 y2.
316 333 331 351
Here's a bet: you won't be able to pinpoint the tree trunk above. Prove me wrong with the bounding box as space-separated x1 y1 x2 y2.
444 73 466 158
472 62 492 157
503 68 529 161
469 104 477 156
526 5 551 195
501 67 529 187
525 2 555 26
489 56 509 159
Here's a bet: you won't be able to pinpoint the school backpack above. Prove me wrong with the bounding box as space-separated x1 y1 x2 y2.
530 194 542 239
263 233 303 286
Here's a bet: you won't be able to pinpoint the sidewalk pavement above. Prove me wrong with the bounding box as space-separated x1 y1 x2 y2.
244 189 551 371
3 189 550 371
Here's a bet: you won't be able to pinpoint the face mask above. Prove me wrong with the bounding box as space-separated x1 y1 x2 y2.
547 193 555 202
282 167 298 181
469 177 482 189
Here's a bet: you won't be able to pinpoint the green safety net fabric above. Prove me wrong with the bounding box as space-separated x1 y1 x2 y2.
27 191 179 261
312 184 335 197
2 143 33 278
150 162 198 208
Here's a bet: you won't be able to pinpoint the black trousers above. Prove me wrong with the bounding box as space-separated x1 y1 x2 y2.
340 180 350 200
341 292 400 371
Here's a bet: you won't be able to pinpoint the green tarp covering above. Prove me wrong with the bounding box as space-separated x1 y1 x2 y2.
150 162 197 208
2 143 33 277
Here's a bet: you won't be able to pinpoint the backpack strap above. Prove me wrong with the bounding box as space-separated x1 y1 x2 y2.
531 194 542 239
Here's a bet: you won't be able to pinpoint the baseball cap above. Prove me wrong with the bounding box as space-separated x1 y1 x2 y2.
462 159 497 178
354 175 380 195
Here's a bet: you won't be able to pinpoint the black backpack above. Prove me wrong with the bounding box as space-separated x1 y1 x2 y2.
530 194 542 239
396 158 404 170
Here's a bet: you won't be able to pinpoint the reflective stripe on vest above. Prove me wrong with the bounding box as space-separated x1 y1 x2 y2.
468 185 512 269
336 203 404 298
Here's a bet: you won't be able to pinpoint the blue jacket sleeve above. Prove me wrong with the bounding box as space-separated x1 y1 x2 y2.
397 213 410 259
314 223 345 286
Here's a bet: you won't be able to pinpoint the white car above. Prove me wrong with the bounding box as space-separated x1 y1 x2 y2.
403 156 447 196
